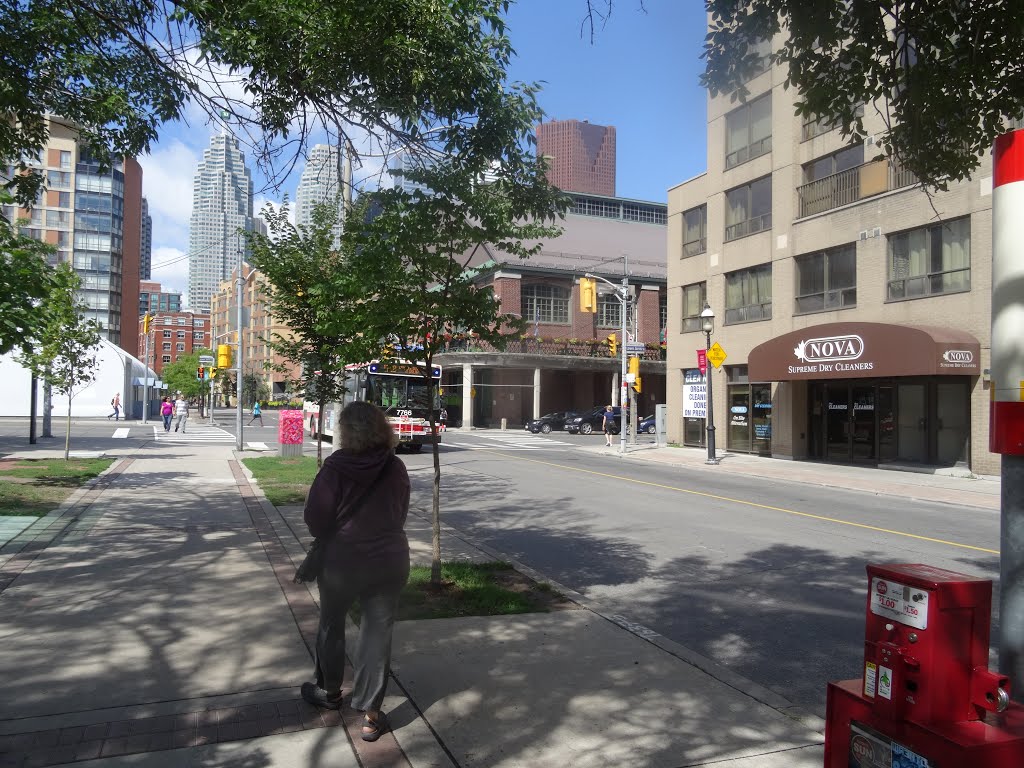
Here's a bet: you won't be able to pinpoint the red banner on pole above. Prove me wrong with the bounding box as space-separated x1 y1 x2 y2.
697 349 707 375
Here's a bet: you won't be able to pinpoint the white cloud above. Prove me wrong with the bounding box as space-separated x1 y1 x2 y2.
254 196 294 225
140 139 199 238
149 246 190 304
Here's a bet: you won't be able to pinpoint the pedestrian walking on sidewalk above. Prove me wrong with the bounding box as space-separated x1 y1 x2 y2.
173 394 189 433
107 393 121 421
247 400 263 426
160 397 174 432
300 401 410 743
602 404 615 446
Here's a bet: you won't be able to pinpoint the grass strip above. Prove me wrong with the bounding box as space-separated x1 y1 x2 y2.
351 561 555 622
0 458 114 516
241 456 318 505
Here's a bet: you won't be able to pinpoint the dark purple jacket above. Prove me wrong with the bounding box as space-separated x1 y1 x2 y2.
303 447 410 579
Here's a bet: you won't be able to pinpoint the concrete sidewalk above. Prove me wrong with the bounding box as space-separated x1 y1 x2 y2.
9 432 1002 766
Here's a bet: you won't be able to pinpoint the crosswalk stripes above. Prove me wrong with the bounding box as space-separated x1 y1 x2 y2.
443 433 576 451
152 424 235 443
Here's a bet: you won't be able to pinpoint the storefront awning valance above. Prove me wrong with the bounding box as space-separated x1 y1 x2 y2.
748 322 980 381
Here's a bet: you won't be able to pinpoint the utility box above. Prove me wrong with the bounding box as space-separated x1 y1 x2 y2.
278 409 304 457
824 563 1024 767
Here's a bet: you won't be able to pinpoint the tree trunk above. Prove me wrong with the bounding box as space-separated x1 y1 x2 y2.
64 395 72 460
424 372 442 584
431 413 442 585
317 402 325 468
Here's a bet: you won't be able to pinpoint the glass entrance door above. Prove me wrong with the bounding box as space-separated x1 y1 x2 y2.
826 384 851 461
897 383 927 463
936 381 969 465
851 384 876 461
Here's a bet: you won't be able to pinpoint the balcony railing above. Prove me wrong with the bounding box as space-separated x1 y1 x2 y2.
797 159 920 218
439 335 665 361
683 237 707 257
724 301 773 325
724 212 772 242
725 135 773 170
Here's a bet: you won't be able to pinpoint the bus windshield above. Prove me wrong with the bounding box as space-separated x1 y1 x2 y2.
367 375 439 414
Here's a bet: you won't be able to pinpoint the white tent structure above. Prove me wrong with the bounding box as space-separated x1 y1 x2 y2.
0 338 162 419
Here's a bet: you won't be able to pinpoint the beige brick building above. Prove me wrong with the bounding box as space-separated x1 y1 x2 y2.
667 37 996 474
210 265 302 402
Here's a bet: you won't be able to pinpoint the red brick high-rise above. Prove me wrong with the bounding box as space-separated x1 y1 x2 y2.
536 119 616 196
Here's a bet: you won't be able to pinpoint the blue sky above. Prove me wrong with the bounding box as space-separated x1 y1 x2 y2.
142 1 710 300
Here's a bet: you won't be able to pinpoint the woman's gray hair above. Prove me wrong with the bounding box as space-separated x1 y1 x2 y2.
338 401 397 454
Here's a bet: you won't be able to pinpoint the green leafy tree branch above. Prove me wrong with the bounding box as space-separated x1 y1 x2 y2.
17 264 102 459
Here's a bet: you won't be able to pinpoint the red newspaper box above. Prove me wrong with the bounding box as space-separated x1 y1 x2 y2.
824 564 1024 767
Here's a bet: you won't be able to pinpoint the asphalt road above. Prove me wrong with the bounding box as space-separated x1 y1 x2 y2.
402 429 1000 720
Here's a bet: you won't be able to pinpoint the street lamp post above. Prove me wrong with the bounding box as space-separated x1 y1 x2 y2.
236 268 245 451
700 302 718 465
585 270 630 455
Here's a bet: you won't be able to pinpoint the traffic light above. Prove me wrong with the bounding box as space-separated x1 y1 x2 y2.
628 356 642 393
217 344 233 368
210 367 218 379
579 277 597 313
607 333 618 357
142 313 151 334
197 366 205 381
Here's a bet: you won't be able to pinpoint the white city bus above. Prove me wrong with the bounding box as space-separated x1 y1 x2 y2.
302 360 443 452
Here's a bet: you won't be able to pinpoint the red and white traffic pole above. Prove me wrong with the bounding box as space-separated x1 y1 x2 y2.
992 129 1024 699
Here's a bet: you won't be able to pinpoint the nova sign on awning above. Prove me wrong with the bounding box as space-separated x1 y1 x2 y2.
790 334 874 375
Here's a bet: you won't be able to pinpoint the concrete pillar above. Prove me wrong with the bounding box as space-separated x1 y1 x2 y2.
611 372 620 407
533 368 541 420
462 364 473 429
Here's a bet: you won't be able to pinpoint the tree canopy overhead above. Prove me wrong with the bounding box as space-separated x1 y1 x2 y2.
0 0 534 204
702 1 1024 190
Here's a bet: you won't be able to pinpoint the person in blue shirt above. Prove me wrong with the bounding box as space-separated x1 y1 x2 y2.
602 405 615 446
248 401 263 426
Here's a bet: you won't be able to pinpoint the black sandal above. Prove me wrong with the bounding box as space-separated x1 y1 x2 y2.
361 713 388 742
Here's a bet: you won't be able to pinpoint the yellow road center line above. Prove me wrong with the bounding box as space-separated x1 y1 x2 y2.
478 449 999 556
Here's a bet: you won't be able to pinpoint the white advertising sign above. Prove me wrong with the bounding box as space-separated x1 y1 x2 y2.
683 380 707 418
869 577 929 630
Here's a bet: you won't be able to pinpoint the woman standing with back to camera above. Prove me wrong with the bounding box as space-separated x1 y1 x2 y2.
300 401 410 742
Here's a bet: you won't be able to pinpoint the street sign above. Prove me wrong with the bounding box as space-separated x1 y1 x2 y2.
697 349 707 375
198 355 214 364
625 342 646 354
707 342 728 369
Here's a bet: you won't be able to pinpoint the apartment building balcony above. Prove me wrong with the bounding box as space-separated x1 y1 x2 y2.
797 159 919 218
440 335 666 361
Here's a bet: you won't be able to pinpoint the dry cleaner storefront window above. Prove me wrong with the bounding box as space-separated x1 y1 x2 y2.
726 366 772 455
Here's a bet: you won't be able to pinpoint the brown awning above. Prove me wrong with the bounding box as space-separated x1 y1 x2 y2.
748 322 980 381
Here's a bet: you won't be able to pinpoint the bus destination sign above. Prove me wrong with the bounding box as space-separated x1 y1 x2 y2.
369 362 441 379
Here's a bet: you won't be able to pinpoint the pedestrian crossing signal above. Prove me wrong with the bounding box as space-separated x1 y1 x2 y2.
579 277 597 313
197 366 205 381
628 356 642 393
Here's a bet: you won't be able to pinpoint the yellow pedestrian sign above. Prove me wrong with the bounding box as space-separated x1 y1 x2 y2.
707 342 727 369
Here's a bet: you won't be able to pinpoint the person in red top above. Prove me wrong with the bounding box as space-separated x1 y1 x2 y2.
300 401 410 742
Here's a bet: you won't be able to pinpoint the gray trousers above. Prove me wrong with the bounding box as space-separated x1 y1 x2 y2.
315 567 406 711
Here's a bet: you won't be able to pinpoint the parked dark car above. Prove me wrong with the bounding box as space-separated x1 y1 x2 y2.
637 414 657 434
525 411 580 434
566 406 621 435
